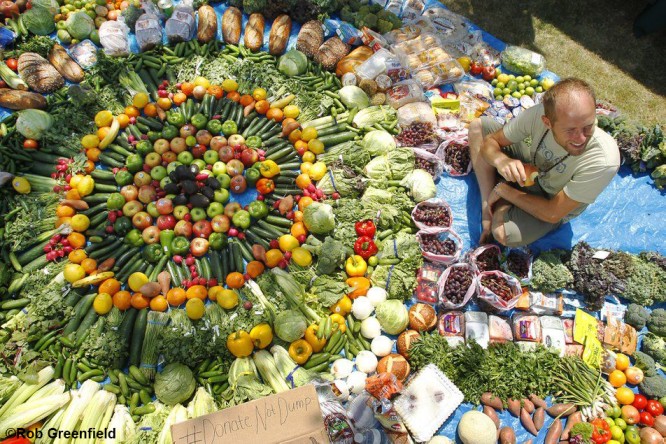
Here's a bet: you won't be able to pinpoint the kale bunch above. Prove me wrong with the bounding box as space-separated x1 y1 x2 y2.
530 249 574 293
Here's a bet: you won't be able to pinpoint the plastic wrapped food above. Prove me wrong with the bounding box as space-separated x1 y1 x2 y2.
411 58 464 89
400 46 453 70
465 311 489 348
387 80 425 109
438 311 465 337
165 5 195 43
67 40 98 70
468 245 502 273
355 48 393 80
411 198 452 232
415 261 447 304
437 138 473 177
541 316 566 356
502 248 533 285
135 13 163 51
392 33 442 58
99 20 130 56
412 148 445 181
513 314 542 342
489 315 513 343
500 45 546 77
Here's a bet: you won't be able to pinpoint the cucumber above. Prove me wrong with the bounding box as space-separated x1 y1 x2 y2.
231 241 244 274
63 293 97 336
75 306 99 344
114 308 138 369
166 260 182 287
209 251 223 282
128 309 148 367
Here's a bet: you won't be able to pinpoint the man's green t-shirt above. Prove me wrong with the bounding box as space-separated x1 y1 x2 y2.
503 103 621 221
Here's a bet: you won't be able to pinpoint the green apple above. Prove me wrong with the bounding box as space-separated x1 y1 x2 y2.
159 176 172 189
173 205 189 220
207 202 224 218
525 86 535 96
192 159 207 171
190 207 207 222
535 86 544 93
203 150 219 165
212 161 227 176
216 173 231 189
213 188 230 204
186 135 197 147
146 201 160 218
167 161 182 174
150 165 167 181
177 151 193 165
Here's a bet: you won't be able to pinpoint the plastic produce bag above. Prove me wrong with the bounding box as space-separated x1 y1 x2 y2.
135 13 163 52
411 198 453 232
437 262 476 309
395 101 435 126
412 148 445 181
475 270 523 311
98 20 130 56
165 2 195 43
436 136 472 176
500 45 546 77
502 248 533 286
467 244 502 273
416 228 462 265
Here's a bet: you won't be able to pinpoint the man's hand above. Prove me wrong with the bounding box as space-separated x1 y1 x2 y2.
495 157 527 184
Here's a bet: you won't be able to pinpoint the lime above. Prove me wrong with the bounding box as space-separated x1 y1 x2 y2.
491 79 498 86
496 82 505 89
502 88 511 96
516 76 525 84
530 79 539 87
525 87 535 96
493 88 503 97
512 91 522 99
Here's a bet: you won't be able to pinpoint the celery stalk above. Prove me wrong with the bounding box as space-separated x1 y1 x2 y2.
0 366 54 419
0 393 70 438
104 405 136 444
157 404 189 444
54 380 100 444
75 390 115 444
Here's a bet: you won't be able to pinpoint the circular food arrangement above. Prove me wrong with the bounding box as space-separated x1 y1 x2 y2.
1 1 666 443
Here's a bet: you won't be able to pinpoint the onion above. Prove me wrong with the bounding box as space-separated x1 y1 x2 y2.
361 317 382 339
370 335 394 357
332 379 350 401
366 287 387 307
331 358 354 379
654 416 666 437
352 296 374 320
355 350 378 374
346 371 367 394
640 427 665 444
192 85 207 100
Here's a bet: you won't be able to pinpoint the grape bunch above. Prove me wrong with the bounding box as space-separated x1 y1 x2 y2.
480 275 514 302
506 250 530 278
421 234 456 256
475 249 501 271
415 155 439 177
396 122 438 147
413 205 451 228
444 143 471 174
441 267 474 304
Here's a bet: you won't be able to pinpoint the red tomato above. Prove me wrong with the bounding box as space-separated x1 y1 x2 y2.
23 139 39 149
1 437 31 444
633 394 648 410
640 410 655 426
482 65 496 81
5 58 18 71
470 62 483 76
647 399 665 417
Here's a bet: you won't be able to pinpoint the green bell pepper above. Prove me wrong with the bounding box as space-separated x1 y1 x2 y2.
191 113 208 130
125 229 145 247
245 167 261 187
162 124 179 140
208 232 228 250
222 120 238 136
106 193 126 211
246 136 262 148
167 111 187 127
171 236 191 255
231 209 251 230
115 169 134 186
206 119 223 135
113 216 132 236
159 229 175 257
135 140 153 156
248 200 268 219
126 154 144 174
147 131 161 142
143 244 164 263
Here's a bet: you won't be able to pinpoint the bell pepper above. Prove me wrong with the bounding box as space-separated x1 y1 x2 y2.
245 167 261 187
190 113 208 130
288 339 313 365
143 243 164 263
355 220 376 237
330 295 352 316
249 323 273 349
591 418 611 444
354 236 378 260
346 276 370 299
159 229 174 256
167 110 187 127
329 313 347 333
115 169 133 186
246 136 262 148
135 140 154 156
113 216 132 236
304 324 327 352
125 154 144 174
208 232 227 250
161 124 179 140
256 178 275 195
226 330 254 358
171 236 191 255
206 119 223 135
75 175 95 197
248 201 268 219
147 130 161 142
125 229 145 247
222 120 238 136
259 160 280 178
232 210 251 230
345 255 367 277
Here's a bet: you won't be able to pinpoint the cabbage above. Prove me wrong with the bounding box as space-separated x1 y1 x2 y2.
278 50 308 76
363 147 414 180
339 85 369 110
375 300 409 334
31 0 58 14
400 169 436 202
363 130 396 156
154 363 196 405
274 310 307 342
303 202 335 235
66 11 95 40
22 7 55 36
16 109 54 140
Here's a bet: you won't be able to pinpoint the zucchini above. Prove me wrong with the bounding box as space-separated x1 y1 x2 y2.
63 293 96 336
75 306 99 344
128 309 148 367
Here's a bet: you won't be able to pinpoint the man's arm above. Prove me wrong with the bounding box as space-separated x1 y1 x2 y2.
482 129 528 184
492 182 582 224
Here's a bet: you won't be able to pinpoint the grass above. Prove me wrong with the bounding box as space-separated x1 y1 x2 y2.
440 0 666 126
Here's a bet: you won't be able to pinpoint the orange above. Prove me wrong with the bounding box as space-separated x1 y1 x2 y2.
97 126 111 141
180 82 195 96
149 295 168 312
56 205 75 218
294 140 308 152
173 92 187 106
293 210 303 223
99 278 121 296
124 106 140 118
167 287 187 306
225 272 245 289
157 98 172 110
112 290 132 311
298 196 314 212
67 232 86 249
143 103 158 117
295 174 311 190
56 217 72 228
86 148 101 162
227 91 240 102
239 94 254 107
288 129 302 144
266 108 284 122
68 249 87 264
609 370 627 388
207 285 224 302
254 99 269 114
616 386 635 405
207 85 224 99
264 249 284 268
615 353 630 371
290 221 307 238
186 284 208 300
80 258 98 274
130 292 150 309
65 188 81 200
245 261 265 279
84 160 95 174
116 113 130 128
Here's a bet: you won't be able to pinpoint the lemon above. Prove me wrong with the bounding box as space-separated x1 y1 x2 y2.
64 264 86 283
132 92 150 109
252 87 267 101
301 127 318 142
81 134 100 149
278 234 299 252
221 79 238 92
69 174 84 188
186 298 205 320
307 139 324 155
300 162 313 175
128 272 149 292
291 247 312 267
283 105 300 119
11 177 31 194
94 110 113 128
194 76 210 89
93 292 113 315
70 214 90 232
217 289 239 310
302 151 315 163
307 161 327 181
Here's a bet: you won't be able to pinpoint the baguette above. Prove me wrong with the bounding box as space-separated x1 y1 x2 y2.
48 44 84 83
269 14 291 56
0 89 48 110
244 13 265 52
197 5 217 43
222 6 242 44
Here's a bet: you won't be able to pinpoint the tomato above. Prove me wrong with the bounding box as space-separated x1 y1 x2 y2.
482 65 496 81
470 61 483 76
646 399 664 417
632 394 648 410
6 58 18 71
640 410 655 426
23 139 39 149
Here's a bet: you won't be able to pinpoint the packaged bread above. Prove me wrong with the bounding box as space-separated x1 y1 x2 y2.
464 311 489 348
244 13 265 52
411 58 464 89
512 314 541 342
489 315 513 343
269 14 291 56
221 7 241 44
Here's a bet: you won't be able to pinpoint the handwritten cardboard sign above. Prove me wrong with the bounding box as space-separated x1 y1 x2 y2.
171 385 329 444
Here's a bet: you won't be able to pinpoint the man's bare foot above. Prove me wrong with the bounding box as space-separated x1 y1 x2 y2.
479 205 492 244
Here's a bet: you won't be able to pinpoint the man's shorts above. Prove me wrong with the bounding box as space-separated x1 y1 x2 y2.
480 117 562 247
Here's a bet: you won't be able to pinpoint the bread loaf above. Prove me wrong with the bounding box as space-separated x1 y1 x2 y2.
377 354 410 381
269 14 291 55
222 6 241 44
197 5 217 43
296 20 323 58
244 13 265 52
314 36 350 71
48 44 84 83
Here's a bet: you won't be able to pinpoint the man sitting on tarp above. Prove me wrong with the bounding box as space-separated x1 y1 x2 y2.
469 77 620 247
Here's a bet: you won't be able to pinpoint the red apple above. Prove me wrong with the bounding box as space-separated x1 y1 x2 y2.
138 185 157 204
190 238 209 257
196 130 213 147
180 124 197 138
192 144 207 159
153 139 170 154
157 214 176 230
240 148 259 167
120 185 138 202
174 220 193 237
193 220 213 238
155 198 173 215
218 146 234 163
211 214 230 233
210 136 227 151
162 151 177 164
142 226 161 244
170 137 186 153
132 211 153 230
134 171 152 187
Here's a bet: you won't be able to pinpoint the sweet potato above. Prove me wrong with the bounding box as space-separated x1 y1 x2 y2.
528 393 548 409
522 398 535 414
498 427 516 444
520 408 538 436
0 89 47 110
560 411 582 441
545 419 562 444
481 392 504 411
547 403 576 418
507 398 521 417
533 407 545 431
483 406 500 430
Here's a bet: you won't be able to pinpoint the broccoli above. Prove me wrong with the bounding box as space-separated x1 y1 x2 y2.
625 303 651 330
369 3 382 13
633 350 658 377
648 308 666 336
639 374 666 399
358 5 371 15
376 19 393 34
388 13 402 29
302 235 351 276
242 0 268 14
339 5 355 23
643 333 666 367
359 13 378 29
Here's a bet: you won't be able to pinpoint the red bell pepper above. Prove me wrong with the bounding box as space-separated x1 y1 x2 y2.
355 220 376 238
590 418 611 444
354 236 378 260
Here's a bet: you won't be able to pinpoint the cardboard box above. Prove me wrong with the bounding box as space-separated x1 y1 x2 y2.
171 385 328 444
